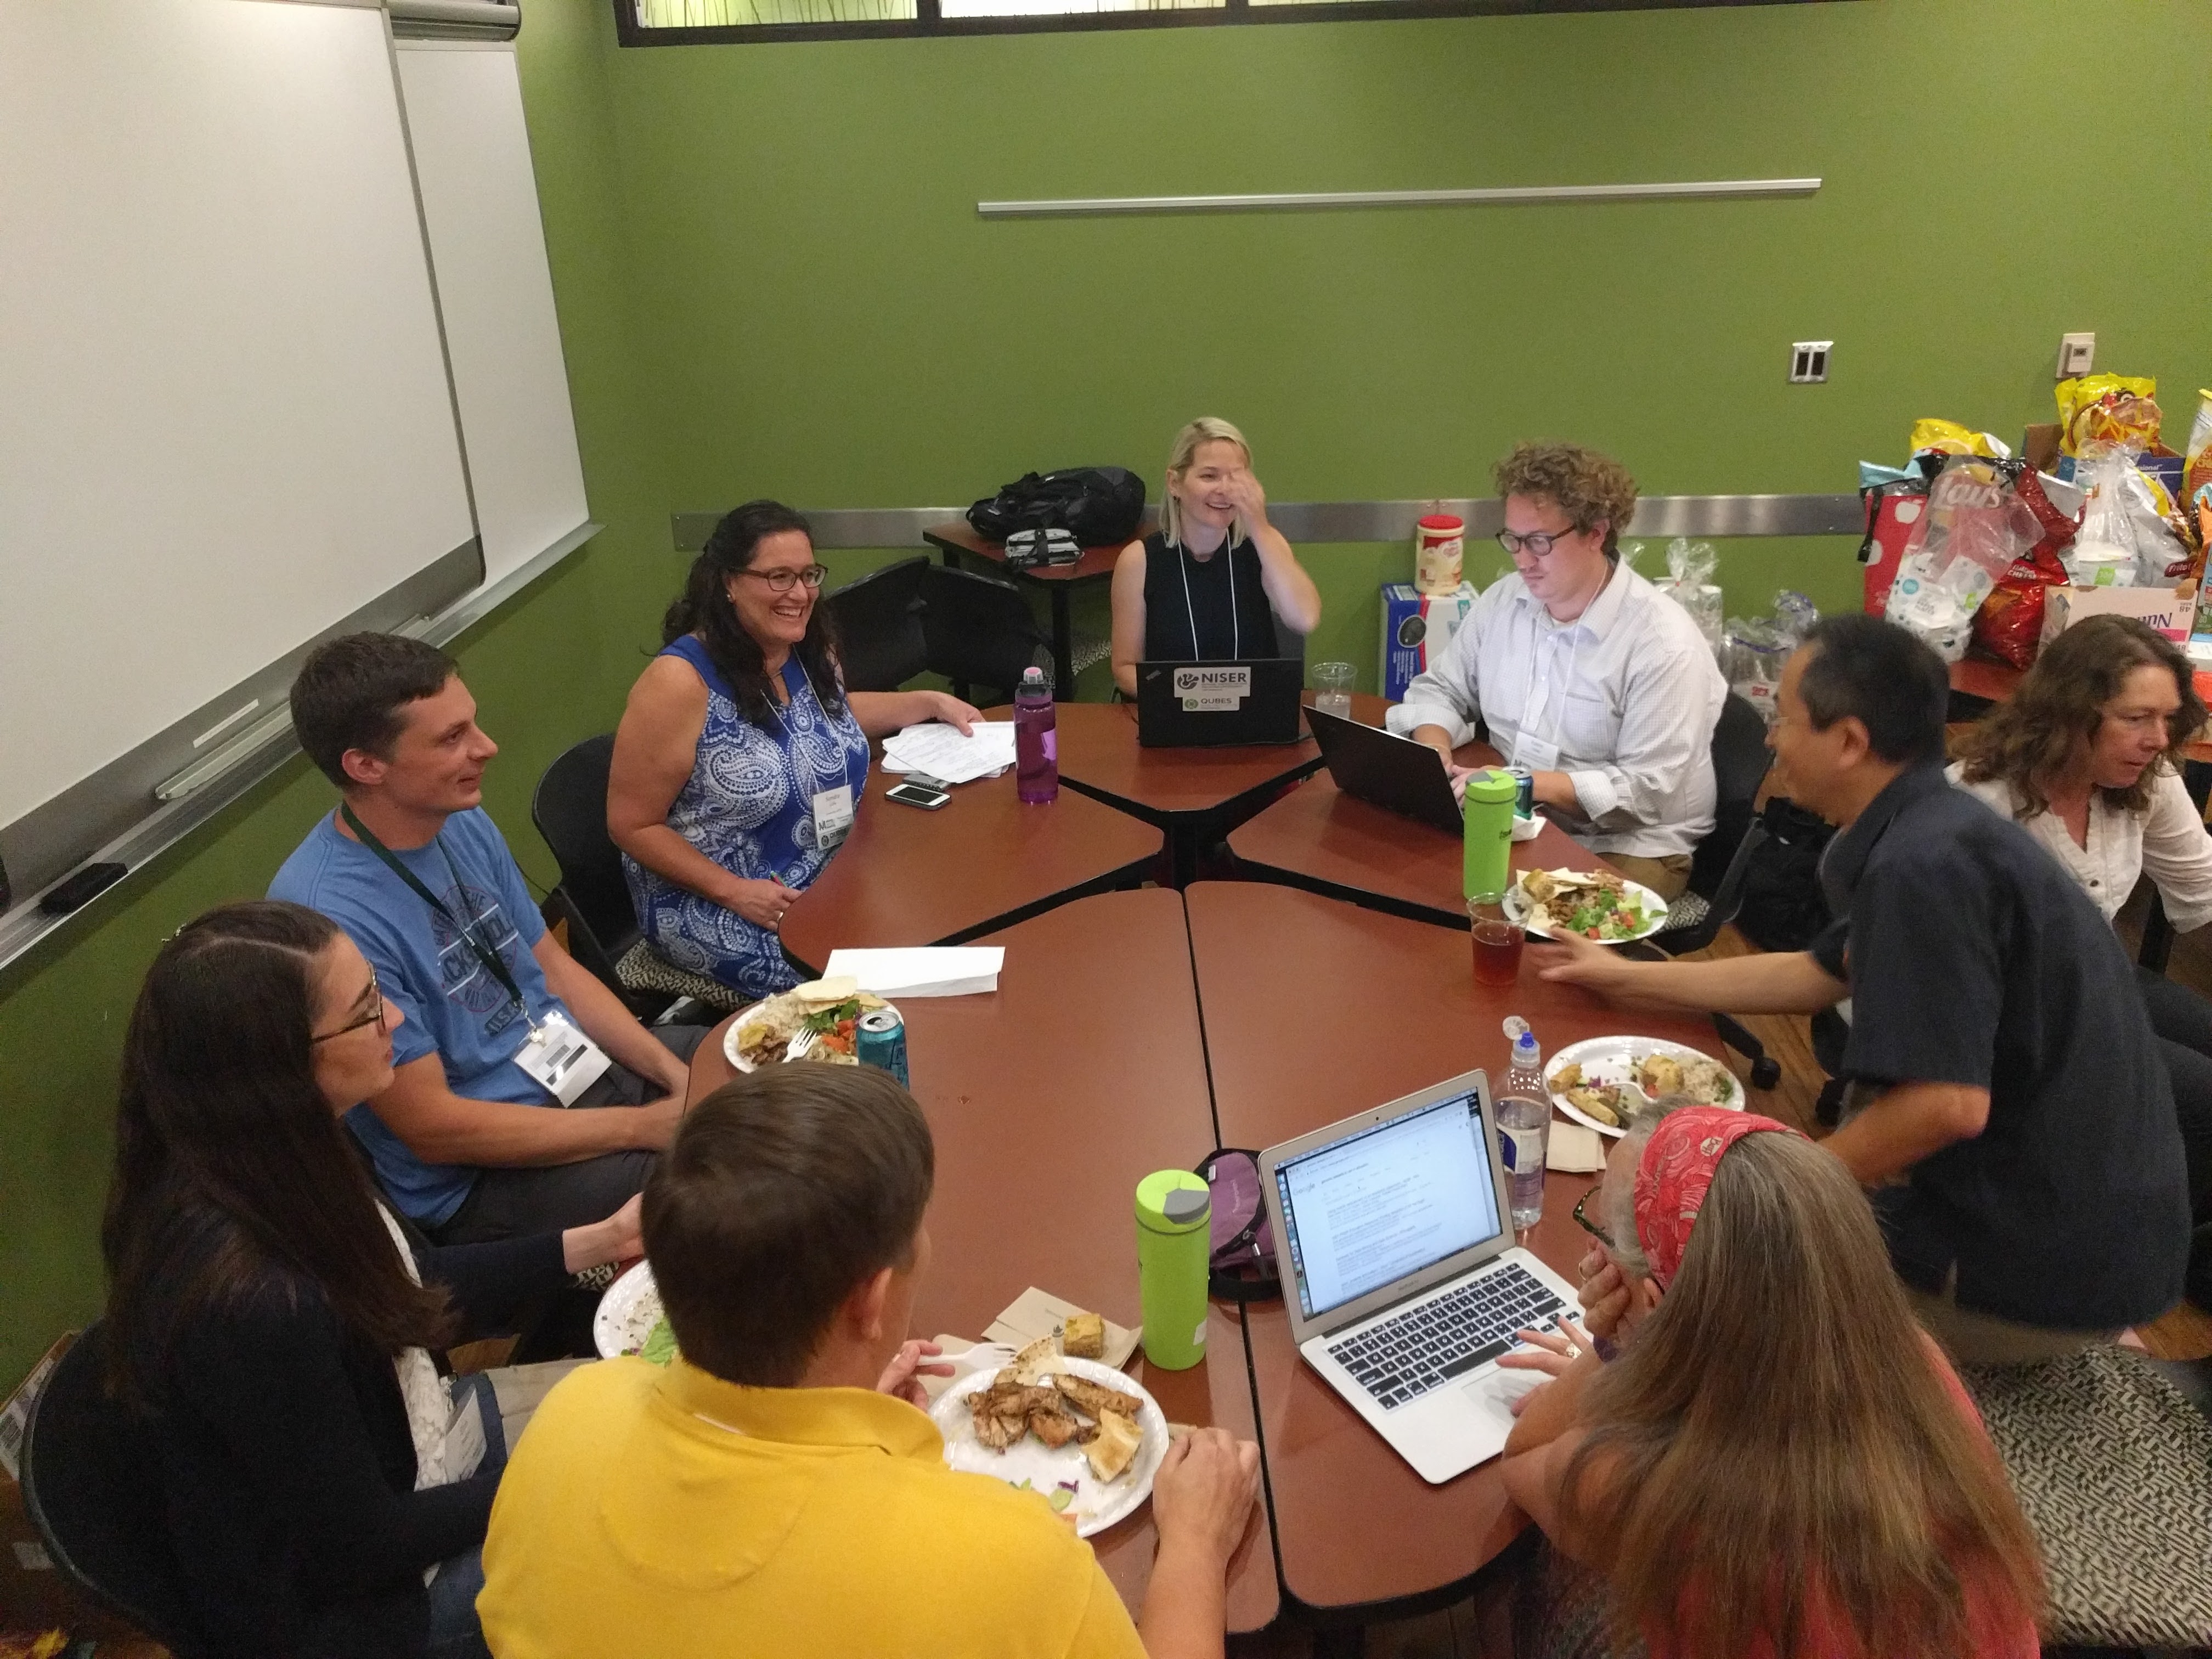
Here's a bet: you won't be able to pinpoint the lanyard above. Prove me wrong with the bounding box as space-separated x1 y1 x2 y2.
1176 533 1242 662
340 804 533 1030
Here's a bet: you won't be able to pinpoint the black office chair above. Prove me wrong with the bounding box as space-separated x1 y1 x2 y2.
21 1323 210 1658
1632 693 1783 1089
530 736 741 1017
821 556 930 693
917 563 1048 704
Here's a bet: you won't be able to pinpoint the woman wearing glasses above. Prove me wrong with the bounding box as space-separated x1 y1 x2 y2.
101 901 641 1658
610 500 980 1000
1497 1101 2042 1659
1389 442 1726 900
1950 613 2212 1307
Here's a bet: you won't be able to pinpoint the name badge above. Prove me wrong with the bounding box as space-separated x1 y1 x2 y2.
813 784 856 851
514 1010 612 1105
1513 733 1561 774
1174 664 1250 712
439 1385 487 1482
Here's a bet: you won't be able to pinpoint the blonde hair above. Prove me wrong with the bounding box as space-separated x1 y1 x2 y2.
1161 417 1252 550
1562 1124 2044 1658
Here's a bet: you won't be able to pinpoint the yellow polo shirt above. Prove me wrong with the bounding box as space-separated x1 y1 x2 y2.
478 1357 1149 1659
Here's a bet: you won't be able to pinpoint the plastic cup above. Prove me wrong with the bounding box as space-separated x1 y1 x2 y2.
1468 894 1524 988
1311 661 1356 722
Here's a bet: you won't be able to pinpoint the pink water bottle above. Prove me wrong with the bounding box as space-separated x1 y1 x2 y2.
1015 667 1058 803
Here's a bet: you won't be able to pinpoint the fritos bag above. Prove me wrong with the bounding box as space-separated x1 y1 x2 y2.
1971 466 2080 669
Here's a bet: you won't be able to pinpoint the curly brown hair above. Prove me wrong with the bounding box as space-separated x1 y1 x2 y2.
1954 614 2208 817
1494 441 1639 556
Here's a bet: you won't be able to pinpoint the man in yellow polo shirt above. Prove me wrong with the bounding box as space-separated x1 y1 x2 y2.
479 1064 1261 1659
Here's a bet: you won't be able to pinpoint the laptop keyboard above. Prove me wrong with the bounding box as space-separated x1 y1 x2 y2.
1325 1262 1565 1410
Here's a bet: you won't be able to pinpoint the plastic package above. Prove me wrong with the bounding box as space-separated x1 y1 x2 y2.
2057 374 2159 456
1970 467 2081 669
2186 389 2212 516
1651 538 1723 651
1909 418 2009 460
1884 457 2046 659
1722 616 1793 720
1773 590 1819 647
2076 446 2191 586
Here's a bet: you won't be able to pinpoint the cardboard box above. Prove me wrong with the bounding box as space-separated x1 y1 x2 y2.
1380 582 1476 701
2042 581 2198 646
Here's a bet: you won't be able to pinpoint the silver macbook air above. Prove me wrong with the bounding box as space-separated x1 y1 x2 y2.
1259 1070 1581 1485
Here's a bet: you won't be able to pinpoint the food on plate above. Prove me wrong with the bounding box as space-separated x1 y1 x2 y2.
736 979 891 1068
1637 1053 1685 1098
1084 1408 1143 1483
1059 1311 1106 1359
1054 1374 1144 1421
1564 1085 1627 1128
1680 1056 1735 1105
1519 868 1655 942
637 1317 678 1365
962 1357 1146 1485
1550 1062 1584 1091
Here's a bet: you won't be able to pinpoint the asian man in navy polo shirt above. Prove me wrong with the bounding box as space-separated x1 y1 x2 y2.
1539 613 2189 1362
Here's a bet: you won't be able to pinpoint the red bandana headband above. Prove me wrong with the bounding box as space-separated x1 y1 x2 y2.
1632 1106 1803 1289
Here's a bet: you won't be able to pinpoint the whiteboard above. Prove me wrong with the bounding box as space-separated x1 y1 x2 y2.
396 41 590 582
0 0 475 831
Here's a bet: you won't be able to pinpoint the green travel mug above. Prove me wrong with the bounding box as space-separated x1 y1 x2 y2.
1463 767 1517 900
1135 1170 1211 1371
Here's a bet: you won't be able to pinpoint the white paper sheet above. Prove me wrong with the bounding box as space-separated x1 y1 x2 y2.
823 946 1004 997
881 720 1017 785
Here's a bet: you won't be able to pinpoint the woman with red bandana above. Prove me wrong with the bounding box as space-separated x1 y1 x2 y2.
1496 1102 2044 1659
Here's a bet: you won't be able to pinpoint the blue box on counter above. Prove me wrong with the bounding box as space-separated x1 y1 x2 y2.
1379 583 1477 701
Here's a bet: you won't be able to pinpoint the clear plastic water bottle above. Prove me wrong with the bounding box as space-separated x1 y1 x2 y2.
1014 667 1057 804
1496 1016 1549 1231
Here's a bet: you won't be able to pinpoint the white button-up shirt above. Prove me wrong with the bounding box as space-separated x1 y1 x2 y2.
1948 762 2212 930
1386 558 1728 859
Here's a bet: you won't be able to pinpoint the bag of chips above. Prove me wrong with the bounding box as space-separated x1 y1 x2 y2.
1971 467 2081 669
2057 374 2160 456
1885 456 2046 662
1909 418 2008 460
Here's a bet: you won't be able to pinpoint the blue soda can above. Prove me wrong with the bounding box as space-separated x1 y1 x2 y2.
856 1008 909 1086
1507 766 1534 818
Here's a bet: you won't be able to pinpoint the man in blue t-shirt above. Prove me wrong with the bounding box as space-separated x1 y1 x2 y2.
271 634 701 1243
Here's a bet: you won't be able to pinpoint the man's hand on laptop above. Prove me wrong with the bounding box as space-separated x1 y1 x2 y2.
1443 763 1483 804
1152 1428 1260 1567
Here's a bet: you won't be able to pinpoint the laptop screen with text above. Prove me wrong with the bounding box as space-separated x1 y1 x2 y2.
1274 1091 1504 1323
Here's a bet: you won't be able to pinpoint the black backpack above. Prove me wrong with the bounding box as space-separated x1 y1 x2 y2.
967 467 1146 548
1733 796 1836 953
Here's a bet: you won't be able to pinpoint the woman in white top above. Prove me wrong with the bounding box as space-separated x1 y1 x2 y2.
1950 612 2212 1305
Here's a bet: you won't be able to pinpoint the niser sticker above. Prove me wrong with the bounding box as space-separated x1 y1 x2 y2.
1175 665 1250 712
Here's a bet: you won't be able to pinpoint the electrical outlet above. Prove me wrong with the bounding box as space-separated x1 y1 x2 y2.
1788 341 1831 384
2057 332 2096 379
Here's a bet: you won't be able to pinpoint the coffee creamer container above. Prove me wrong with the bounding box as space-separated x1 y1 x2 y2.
1415 514 1465 596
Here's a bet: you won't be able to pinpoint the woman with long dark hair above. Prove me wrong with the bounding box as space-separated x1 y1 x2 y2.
608 499 979 1000
1500 1103 2044 1659
103 901 641 1658
1950 613 2212 1305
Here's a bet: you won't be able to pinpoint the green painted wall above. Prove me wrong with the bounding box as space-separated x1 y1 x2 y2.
5 0 2209 1386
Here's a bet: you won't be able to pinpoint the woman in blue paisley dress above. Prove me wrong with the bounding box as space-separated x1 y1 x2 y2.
608 500 980 998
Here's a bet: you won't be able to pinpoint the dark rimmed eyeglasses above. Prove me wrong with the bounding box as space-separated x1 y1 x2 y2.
311 967 384 1044
1571 1188 1614 1250
1495 527 1581 558
736 565 828 594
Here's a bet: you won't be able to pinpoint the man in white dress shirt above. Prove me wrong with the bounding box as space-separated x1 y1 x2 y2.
1390 442 1727 899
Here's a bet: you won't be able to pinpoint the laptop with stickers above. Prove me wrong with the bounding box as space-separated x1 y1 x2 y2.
1133 659 1305 748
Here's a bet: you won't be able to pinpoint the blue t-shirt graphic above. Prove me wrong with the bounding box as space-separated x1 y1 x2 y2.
270 806 575 1224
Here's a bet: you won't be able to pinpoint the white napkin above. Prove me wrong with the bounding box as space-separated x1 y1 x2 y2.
823 946 1003 997
881 721 1017 785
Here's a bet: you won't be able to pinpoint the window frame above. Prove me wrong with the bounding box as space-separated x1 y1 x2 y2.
616 0 1826 49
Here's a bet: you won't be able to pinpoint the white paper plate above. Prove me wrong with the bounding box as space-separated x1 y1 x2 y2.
722 996 901 1072
932 1357 1169 1538
1544 1035 1739 1139
594 1261 670 1361
1504 868 1670 944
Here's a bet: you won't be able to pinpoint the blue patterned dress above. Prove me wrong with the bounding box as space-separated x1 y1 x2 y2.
623 635 870 998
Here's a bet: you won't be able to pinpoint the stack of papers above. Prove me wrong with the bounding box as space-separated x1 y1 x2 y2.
881 721 1016 786
822 946 1003 997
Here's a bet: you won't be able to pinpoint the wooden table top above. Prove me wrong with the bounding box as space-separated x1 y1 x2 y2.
924 520 1127 584
1183 881 1729 1613
1228 731 1609 927
1046 699 1324 825
778 750 1161 975
690 889 1277 1633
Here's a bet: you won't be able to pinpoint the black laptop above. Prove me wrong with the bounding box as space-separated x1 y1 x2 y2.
1135 659 1306 748
1303 704 1465 833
